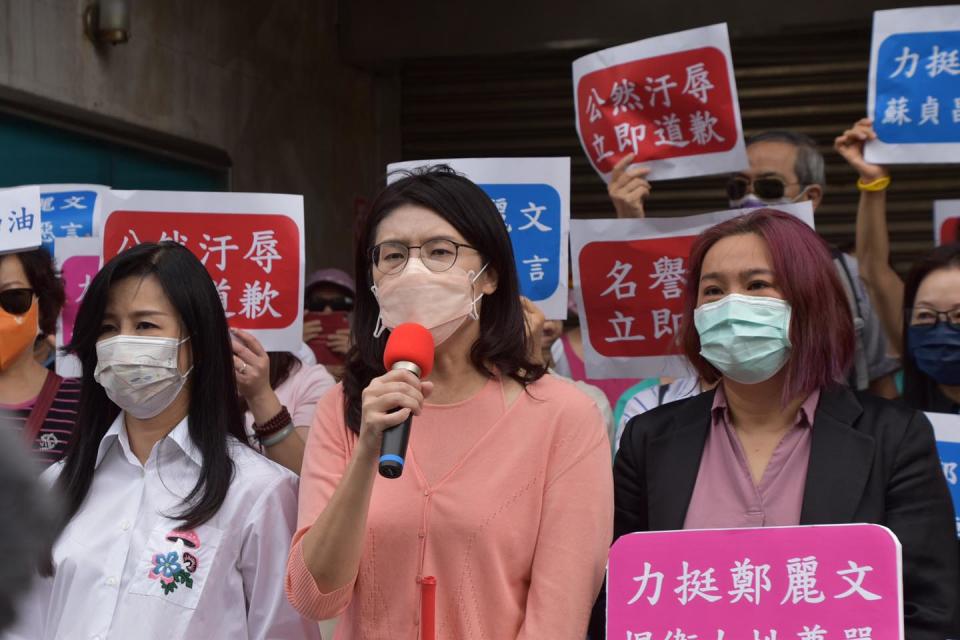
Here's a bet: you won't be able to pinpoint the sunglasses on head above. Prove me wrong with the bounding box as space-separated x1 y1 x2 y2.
306 296 354 312
726 176 800 201
0 288 34 315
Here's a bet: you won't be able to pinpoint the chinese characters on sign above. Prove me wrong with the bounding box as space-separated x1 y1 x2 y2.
54 237 101 378
580 234 693 356
570 203 815 380
573 23 747 182
927 412 960 539
867 6 960 163
38 185 105 257
386 158 571 319
0 186 42 254
933 200 960 246
104 213 295 325
99 192 305 351
481 184 562 304
608 525 903 640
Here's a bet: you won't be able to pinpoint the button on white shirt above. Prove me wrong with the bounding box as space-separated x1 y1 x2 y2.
7 414 320 640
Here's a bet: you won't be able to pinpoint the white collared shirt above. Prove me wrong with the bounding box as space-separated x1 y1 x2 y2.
8 414 320 640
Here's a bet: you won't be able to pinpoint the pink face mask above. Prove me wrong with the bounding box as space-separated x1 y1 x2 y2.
372 258 488 345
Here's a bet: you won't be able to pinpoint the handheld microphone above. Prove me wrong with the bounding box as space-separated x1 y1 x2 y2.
379 323 435 479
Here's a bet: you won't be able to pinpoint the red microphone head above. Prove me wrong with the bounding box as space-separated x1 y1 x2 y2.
383 323 435 378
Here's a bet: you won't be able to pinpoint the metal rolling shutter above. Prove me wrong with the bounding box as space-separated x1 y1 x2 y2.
400 23 960 273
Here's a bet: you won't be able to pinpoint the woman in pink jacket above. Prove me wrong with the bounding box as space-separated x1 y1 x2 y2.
285 165 613 639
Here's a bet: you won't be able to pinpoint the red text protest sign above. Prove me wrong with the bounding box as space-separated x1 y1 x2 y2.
579 234 694 358
934 200 960 245
573 24 747 182
608 525 903 640
570 203 815 379
99 192 305 351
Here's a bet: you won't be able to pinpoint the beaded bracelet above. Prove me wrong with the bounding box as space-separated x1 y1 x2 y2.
252 406 292 437
260 423 295 448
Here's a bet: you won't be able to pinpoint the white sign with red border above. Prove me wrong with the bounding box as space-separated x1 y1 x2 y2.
98 190 305 352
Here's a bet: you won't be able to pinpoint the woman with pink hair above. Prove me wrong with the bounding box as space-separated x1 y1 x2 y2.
591 208 957 639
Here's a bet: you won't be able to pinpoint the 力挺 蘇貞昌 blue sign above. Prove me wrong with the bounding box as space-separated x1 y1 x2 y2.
874 31 960 143
480 183 562 303
867 6 960 164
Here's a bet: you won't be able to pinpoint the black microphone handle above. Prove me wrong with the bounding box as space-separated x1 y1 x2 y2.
379 412 413 479
378 360 422 479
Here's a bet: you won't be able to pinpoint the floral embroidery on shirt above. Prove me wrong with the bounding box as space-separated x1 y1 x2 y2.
146 529 201 595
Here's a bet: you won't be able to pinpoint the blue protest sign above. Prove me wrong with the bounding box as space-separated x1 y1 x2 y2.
867 7 960 164
928 412 960 539
387 158 571 319
481 183 562 303
38 185 106 256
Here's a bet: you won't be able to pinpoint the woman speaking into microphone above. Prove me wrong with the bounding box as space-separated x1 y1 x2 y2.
286 166 613 638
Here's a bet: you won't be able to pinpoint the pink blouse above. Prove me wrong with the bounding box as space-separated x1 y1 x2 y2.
683 386 820 530
285 374 613 639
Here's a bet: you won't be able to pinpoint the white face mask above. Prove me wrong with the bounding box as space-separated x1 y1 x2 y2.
94 335 192 419
371 257 488 345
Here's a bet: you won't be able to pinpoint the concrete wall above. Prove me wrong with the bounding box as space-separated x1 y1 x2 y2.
341 0 957 64
0 0 386 272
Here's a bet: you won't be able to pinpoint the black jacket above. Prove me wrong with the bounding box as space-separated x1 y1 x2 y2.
589 386 958 640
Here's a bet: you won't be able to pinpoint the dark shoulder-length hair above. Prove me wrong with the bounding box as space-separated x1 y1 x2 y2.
679 208 855 403
343 165 545 432
58 241 248 531
902 242 960 410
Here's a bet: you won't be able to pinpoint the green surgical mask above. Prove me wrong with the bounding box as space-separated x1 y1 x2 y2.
694 294 792 384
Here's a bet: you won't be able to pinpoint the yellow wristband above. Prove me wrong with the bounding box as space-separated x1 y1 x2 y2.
857 176 891 192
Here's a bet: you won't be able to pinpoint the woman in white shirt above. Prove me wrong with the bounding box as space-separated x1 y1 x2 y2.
10 241 319 640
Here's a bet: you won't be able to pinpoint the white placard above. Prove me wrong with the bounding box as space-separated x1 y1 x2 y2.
571 202 814 379
866 6 960 164
387 158 571 319
572 23 748 182
97 190 305 352
934 199 960 245
0 186 42 254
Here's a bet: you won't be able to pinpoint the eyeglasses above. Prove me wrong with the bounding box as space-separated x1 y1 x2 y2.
306 296 354 312
907 306 960 330
371 238 477 275
0 288 34 315
726 176 802 201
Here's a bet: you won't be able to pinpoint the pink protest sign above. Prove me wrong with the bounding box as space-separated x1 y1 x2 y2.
61 254 99 345
573 24 748 182
607 524 903 640
54 237 101 378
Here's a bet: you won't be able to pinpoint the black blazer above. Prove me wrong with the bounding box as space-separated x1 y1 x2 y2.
589 386 958 640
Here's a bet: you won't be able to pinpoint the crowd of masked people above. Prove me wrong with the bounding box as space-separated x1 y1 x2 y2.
0 117 956 639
